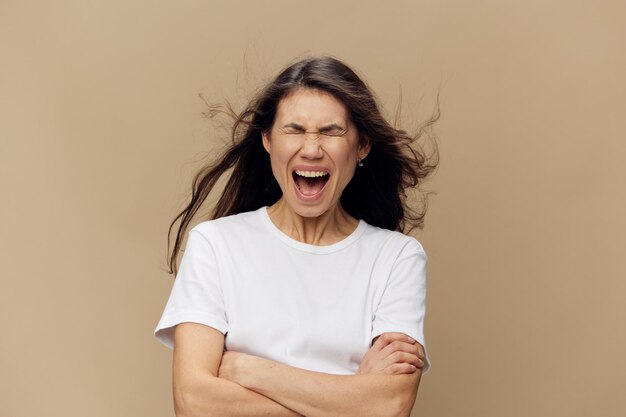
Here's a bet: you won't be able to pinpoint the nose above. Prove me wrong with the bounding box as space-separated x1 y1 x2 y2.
300 133 323 159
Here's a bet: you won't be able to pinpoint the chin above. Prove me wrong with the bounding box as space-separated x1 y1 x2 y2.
292 204 330 219
287 197 335 219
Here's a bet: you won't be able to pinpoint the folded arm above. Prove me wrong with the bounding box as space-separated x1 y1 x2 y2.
218 333 424 417
174 322 423 417
221 354 421 417
173 322 302 417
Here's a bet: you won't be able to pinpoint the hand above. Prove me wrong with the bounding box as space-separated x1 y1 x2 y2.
357 332 425 375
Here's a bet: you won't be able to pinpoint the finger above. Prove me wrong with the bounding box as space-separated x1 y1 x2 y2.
384 363 417 375
383 351 423 369
414 342 425 359
371 332 416 352
384 332 416 344
370 333 389 352
379 340 423 359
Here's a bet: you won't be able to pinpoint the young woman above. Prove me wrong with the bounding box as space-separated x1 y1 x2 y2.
155 55 439 417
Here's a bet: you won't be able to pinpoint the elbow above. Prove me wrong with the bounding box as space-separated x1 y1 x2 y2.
399 391 420 416
173 377 219 417
384 375 421 417
173 397 190 417
393 399 416 417
377 395 415 417
348 389 416 417
383 396 415 417
338 373 420 417
355 400 411 417
173 384 198 417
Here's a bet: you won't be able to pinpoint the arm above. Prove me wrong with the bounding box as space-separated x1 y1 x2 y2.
219 333 425 417
173 322 302 417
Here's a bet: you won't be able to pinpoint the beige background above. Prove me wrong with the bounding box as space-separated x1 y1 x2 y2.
2 1 625 416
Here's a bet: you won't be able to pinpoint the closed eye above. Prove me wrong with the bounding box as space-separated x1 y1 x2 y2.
281 123 306 135
278 123 347 137
319 125 347 137
283 130 304 135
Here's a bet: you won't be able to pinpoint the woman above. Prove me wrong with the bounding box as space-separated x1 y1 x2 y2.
155 56 439 417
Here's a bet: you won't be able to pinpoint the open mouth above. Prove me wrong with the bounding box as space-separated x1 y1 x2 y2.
292 169 330 197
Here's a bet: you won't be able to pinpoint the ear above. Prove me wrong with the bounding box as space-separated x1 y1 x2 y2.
358 135 372 160
261 130 271 154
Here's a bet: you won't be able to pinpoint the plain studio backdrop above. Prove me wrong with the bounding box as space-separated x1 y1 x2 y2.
1 1 625 416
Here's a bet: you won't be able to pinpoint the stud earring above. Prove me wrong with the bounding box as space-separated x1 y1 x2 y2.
357 159 364 167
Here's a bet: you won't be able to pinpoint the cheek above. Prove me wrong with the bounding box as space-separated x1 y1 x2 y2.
330 149 358 187
269 153 284 180
335 143 360 168
268 143 295 180
341 163 357 185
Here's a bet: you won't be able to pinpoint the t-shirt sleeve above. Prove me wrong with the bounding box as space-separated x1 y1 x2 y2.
154 228 228 349
371 239 430 373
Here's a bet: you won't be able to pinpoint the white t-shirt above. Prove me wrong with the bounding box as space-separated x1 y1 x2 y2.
154 207 430 375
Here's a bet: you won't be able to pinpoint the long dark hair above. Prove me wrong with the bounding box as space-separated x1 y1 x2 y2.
167 55 439 274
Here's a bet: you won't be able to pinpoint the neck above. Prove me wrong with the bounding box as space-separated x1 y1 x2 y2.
266 198 359 246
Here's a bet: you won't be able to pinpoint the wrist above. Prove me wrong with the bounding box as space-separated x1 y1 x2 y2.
239 355 275 392
227 354 288 397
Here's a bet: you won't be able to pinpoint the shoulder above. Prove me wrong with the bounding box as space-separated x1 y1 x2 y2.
360 221 426 258
190 208 265 239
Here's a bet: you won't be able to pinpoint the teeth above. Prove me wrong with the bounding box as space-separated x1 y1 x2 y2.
295 170 329 178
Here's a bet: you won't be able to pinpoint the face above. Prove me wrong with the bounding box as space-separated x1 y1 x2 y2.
262 88 370 218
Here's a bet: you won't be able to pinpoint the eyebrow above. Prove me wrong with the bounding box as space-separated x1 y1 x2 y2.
318 123 345 132
282 122 306 131
281 122 345 131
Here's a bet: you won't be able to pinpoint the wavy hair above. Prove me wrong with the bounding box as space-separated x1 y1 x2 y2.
167 56 439 274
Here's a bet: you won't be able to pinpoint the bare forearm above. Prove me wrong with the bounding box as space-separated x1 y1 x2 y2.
232 357 420 417
175 374 301 417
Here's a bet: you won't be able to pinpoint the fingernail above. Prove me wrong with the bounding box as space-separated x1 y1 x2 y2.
407 336 415 343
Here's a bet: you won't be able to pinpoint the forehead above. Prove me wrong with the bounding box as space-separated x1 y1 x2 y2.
275 88 350 126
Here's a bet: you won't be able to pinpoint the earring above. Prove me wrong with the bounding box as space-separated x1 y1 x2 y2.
357 159 364 167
